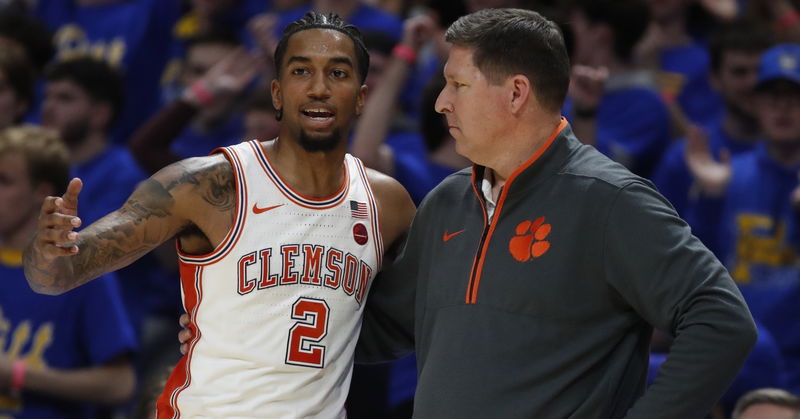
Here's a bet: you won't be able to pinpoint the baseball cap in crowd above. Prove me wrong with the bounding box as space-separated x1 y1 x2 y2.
756 43 800 89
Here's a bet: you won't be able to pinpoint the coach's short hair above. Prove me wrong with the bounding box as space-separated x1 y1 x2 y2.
445 8 570 113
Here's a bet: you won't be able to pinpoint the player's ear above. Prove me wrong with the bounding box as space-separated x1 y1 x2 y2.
270 80 282 108
356 84 367 116
271 80 283 120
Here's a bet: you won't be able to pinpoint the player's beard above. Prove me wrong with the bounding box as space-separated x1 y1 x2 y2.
298 128 342 152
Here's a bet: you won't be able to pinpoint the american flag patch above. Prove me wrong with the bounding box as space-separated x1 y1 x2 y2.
350 200 368 219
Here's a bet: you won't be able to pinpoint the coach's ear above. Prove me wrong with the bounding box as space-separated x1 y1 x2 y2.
508 74 531 115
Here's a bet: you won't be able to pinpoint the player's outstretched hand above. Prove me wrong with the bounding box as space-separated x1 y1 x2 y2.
34 177 83 260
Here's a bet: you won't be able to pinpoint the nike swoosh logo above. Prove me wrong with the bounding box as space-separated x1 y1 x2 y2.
252 204 284 214
443 229 465 242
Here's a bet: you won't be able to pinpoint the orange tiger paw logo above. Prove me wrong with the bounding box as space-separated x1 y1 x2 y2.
508 217 551 262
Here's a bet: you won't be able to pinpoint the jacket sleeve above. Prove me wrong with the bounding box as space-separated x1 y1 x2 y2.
354 216 423 364
602 181 756 419
684 191 727 257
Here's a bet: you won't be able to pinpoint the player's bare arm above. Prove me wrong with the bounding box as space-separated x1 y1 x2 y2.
365 168 416 250
23 154 236 295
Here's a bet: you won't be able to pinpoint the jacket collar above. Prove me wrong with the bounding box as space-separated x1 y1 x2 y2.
471 117 580 198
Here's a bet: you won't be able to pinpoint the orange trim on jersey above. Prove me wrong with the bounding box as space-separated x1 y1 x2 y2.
467 118 567 303
249 140 350 210
178 145 249 265
352 156 384 270
157 264 204 418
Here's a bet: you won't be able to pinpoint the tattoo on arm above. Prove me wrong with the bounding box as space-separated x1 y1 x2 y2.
25 156 235 293
71 180 176 276
199 160 235 210
61 179 181 287
165 159 234 210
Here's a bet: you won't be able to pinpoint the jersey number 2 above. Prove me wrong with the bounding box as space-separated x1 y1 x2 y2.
286 297 330 368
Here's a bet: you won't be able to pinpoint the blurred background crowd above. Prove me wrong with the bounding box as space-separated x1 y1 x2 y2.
1 0 800 418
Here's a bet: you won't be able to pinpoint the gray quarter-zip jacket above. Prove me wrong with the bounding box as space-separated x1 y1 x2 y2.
358 120 756 419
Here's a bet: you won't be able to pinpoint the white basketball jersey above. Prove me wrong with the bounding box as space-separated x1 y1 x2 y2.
157 140 383 418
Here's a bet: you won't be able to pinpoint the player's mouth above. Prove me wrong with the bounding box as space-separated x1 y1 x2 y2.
301 106 336 128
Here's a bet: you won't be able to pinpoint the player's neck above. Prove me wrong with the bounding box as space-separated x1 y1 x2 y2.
262 137 348 199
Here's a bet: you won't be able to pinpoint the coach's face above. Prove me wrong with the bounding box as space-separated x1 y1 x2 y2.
435 45 510 167
271 28 366 152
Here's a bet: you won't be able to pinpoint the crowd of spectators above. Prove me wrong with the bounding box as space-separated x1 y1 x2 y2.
1 0 800 418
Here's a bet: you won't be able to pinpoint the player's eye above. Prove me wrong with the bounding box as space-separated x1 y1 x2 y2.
291 68 309 76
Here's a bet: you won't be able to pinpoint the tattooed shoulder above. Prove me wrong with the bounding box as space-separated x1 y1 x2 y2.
199 156 236 211
154 154 236 211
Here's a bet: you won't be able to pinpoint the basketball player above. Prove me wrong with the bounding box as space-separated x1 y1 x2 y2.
23 12 415 418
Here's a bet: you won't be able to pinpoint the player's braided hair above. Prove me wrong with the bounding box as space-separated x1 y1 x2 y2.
274 11 370 85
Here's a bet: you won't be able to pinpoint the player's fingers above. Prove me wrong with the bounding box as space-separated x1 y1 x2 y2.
60 178 83 211
180 343 189 356
179 313 190 328
41 196 61 215
39 226 79 246
41 211 81 229
37 243 78 259
38 242 79 257
178 328 193 344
